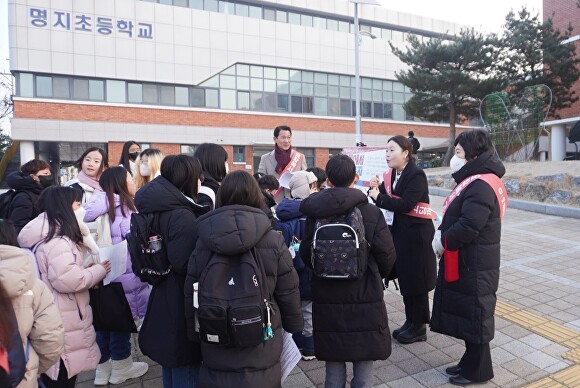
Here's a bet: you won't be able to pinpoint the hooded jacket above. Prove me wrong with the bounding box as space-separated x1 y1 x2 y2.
185 205 302 388
430 151 506 344
0 245 64 388
299 188 396 362
83 192 150 320
135 176 208 368
6 172 43 234
17 214 107 380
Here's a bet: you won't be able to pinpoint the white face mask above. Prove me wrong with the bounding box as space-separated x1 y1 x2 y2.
139 163 151 177
450 155 466 174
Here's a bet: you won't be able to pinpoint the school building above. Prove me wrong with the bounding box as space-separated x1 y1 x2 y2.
7 0 468 174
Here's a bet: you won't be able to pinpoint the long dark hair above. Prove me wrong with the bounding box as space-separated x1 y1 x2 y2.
217 170 264 209
0 281 14 348
0 219 19 247
160 155 203 199
73 147 109 177
193 143 228 182
387 135 415 163
38 186 83 244
118 141 140 174
99 167 136 223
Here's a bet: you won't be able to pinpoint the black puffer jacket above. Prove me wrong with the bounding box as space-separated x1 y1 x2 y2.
6 172 43 234
135 176 208 368
299 188 396 362
430 152 506 344
185 205 302 388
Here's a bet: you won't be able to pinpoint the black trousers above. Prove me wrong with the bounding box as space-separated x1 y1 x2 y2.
458 342 494 382
40 359 77 388
402 293 430 324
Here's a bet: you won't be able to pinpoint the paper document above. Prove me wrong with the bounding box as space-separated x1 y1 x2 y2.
99 240 128 285
280 330 302 383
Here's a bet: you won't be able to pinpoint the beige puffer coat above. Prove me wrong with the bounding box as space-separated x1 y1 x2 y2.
0 245 64 388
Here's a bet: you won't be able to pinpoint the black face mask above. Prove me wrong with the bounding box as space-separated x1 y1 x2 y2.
38 175 55 189
128 152 140 161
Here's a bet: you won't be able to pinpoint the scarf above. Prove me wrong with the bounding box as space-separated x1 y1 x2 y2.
78 171 102 191
274 144 293 174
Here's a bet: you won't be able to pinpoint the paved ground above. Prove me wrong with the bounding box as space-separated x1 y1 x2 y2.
75 195 580 387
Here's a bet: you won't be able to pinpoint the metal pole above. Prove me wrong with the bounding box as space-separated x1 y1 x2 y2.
354 3 362 146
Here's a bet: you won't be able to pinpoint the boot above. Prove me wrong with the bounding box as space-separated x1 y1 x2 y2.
397 323 427 344
392 320 412 339
109 356 149 385
94 360 112 386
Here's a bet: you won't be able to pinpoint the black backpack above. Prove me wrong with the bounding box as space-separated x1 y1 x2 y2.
0 190 33 219
126 212 171 285
311 206 369 280
196 248 274 348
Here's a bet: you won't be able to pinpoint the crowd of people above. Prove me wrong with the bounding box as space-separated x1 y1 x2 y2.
0 127 506 388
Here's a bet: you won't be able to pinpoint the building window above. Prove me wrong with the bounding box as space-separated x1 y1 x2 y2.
19 73 34 97
297 148 315 168
233 146 245 163
36 76 52 97
128 83 143 103
73 79 89 100
89 80 104 101
106 80 126 103
181 144 198 155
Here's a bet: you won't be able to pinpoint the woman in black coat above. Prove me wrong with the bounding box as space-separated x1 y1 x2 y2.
185 170 302 388
430 129 506 386
6 159 54 234
135 155 209 388
369 135 436 344
193 143 228 209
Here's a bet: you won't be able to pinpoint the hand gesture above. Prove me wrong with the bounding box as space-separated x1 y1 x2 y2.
369 175 380 189
100 259 112 274
368 186 379 201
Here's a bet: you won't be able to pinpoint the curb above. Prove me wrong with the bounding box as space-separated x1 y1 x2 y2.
429 186 580 220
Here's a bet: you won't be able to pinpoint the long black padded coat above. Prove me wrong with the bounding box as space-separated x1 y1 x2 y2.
185 205 303 388
299 187 396 362
6 171 42 234
430 152 506 344
373 161 436 296
136 176 208 368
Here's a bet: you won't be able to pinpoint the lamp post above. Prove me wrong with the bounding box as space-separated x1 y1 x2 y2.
350 0 380 147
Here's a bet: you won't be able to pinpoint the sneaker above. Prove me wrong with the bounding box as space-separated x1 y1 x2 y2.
301 351 316 361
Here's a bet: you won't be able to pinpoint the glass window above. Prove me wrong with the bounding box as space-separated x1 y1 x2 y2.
339 75 350 87
326 19 338 31
276 81 289 94
89 80 104 101
220 75 236 89
338 21 349 33
383 80 393 90
372 79 382 90
36 76 52 97
218 1 235 14
233 146 245 163
383 91 392 102
328 74 339 85
291 95 302 113
263 8 275 21
288 12 300 25
205 89 219 108
373 90 382 102
393 82 405 92
263 92 276 111
200 75 219 88
302 71 313 83
328 98 340 115
106 80 125 103
250 78 263 91
313 17 326 29
393 92 405 103
277 94 289 112
314 97 327 115
237 77 250 90
406 110 415 121
314 84 327 97
314 73 327 84
289 82 301 94
159 0 172 4
128 83 143 103
250 92 263 110
173 0 188 6
340 99 351 116
383 103 393 119
340 86 350 98
73 79 89 100
19 73 34 97
160 86 175 105
362 89 372 101
276 10 287 23
190 0 204 9
236 64 250 77
393 104 405 120
361 25 371 33
143 84 158 104
191 88 205 107
361 101 372 117
204 0 218 12
301 15 313 27
249 5 262 19
175 86 189 106
373 103 383 118
277 68 289 80
302 83 313 96
303 96 313 113
362 78 372 89
297 148 315 168
235 3 249 17
405 85 412 93
264 67 276 79
264 79 277 92
328 85 339 98
220 89 236 109
181 145 198 155
250 66 263 78
237 91 249 110
289 70 301 82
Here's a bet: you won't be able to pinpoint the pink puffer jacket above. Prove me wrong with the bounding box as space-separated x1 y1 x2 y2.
0 245 64 388
17 213 107 380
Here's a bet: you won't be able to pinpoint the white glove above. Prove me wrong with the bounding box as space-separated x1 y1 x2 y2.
432 230 444 258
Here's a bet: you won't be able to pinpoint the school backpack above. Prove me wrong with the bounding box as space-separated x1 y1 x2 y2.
126 212 171 286
196 248 274 348
0 190 18 219
311 206 369 280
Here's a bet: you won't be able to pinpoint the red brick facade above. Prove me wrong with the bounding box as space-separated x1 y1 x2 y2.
544 0 580 119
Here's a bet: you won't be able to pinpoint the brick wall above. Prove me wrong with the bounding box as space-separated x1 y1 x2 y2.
544 0 580 119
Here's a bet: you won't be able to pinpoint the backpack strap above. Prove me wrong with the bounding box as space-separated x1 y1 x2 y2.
251 247 274 340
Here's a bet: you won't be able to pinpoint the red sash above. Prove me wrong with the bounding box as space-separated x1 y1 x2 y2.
441 173 508 220
274 150 304 198
0 346 8 374
383 170 438 220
